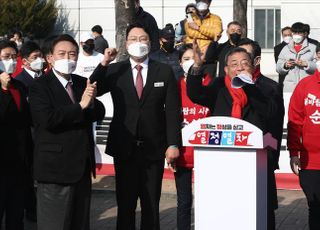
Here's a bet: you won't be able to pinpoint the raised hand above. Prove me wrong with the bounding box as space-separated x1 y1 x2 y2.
79 79 97 109
0 72 11 90
192 39 203 68
101 48 118 66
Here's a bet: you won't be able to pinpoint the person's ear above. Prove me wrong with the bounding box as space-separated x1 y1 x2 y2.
22 57 29 67
254 56 261 67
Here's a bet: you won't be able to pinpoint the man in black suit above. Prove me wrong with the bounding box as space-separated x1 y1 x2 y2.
15 40 43 222
29 34 105 230
273 26 292 86
90 23 181 230
238 38 284 230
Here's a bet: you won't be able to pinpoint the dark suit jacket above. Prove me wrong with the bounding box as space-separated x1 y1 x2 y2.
29 70 105 183
255 73 284 170
0 78 33 174
90 59 181 160
187 73 279 133
15 69 37 91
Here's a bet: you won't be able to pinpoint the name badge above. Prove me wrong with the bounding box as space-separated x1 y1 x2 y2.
154 82 164 87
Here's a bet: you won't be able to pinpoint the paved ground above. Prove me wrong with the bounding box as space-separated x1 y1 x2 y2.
5 175 308 230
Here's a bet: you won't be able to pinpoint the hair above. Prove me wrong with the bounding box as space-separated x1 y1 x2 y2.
126 22 152 41
195 0 212 3
0 40 18 54
281 26 291 34
224 47 253 66
13 31 23 38
227 21 242 29
178 43 193 61
42 35 59 58
291 22 305 33
237 38 261 59
303 23 310 35
49 34 79 54
20 41 41 59
91 25 103 35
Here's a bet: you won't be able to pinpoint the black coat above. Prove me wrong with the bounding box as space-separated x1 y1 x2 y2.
0 78 33 174
90 59 181 160
136 7 160 52
29 70 105 183
15 69 41 95
255 73 284 169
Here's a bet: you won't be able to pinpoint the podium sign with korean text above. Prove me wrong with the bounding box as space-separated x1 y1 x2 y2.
182 116 263 149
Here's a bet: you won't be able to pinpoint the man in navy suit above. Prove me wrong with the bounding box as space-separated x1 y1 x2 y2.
29 34 105 230
15 41 43 93
90 23 181 230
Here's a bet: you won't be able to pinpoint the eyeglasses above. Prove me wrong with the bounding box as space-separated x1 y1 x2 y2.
228 60 252 69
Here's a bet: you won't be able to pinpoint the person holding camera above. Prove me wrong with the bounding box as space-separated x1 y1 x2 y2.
276 22 317 92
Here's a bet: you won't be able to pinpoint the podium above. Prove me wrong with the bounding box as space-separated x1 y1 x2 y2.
182 116 276 230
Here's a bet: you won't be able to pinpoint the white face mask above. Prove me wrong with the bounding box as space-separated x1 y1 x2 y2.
283 36 292 44
127 42 149 58
0 59 17 74
316 60 320 71
30 57 44 71
53 59 77 74
182 59 195 74
196 2 208 11
292 34 304 44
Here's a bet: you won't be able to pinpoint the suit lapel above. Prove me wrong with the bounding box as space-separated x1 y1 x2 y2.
46 71 74 105
140 59 158 104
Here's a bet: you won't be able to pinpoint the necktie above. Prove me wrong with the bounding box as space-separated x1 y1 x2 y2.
135 65 143 99
66 82 75 103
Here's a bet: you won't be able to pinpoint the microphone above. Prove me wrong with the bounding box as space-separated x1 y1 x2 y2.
231 73 254 89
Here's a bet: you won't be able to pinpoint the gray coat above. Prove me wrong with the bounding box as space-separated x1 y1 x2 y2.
276 38 317 92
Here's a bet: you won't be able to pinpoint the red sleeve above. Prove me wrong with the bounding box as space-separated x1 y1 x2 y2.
287 84 304 157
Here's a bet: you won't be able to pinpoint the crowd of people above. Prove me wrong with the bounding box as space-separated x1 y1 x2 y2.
1 0 320 230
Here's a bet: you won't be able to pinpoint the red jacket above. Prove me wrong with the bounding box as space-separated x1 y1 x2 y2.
176 75 211 168
288 70 320 169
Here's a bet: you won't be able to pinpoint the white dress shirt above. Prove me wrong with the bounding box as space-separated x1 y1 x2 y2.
129 57 149 87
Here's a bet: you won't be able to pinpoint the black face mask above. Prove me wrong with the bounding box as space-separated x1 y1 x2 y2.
162 40 175 53
83 43 95 54
198 10 209 20
229 33 241 45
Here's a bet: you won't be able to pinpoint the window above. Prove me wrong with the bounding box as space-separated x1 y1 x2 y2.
254 9 281 49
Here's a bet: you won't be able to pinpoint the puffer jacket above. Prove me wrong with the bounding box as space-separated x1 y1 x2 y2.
185 12 222 51
276 38 317 92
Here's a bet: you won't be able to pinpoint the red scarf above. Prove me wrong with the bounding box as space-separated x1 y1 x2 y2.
224 76 248 119
252 67 261 82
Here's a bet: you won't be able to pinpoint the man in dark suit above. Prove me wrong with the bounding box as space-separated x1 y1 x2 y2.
238 38 285 230
15 40 43 222
29 34 105 230
15 41 43 91
273 26 292 86
0 40 33 230
90 23 181 230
